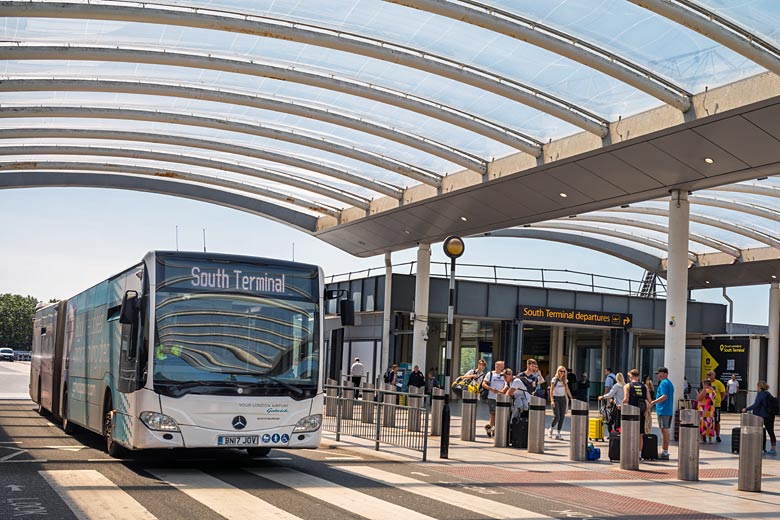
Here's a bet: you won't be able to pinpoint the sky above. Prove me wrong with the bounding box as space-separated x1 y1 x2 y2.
0 187 771 326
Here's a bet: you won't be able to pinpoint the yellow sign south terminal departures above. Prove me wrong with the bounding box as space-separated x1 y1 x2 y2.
517 305 632 329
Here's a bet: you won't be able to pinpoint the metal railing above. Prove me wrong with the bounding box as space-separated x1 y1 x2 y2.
326 261 666 298
323 381 429 461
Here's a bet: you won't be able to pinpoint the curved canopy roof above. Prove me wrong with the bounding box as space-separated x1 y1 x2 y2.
2 0 780 287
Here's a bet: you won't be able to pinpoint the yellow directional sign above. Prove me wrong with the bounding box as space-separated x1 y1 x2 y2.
700 345 719 380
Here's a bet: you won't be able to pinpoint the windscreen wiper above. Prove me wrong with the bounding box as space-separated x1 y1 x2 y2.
217 371 304 396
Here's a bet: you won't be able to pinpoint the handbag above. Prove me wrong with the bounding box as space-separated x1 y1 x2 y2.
587 443 601 461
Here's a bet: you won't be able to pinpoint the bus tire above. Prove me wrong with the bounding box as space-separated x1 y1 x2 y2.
62 391 75 434
246 447 271 458
104 400 128 459
35 379 45 415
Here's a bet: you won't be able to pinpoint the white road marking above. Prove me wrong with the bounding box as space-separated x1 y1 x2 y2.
410 471 429 476
40 469 157 520
44 445 86 451
246 467 434 520
336 465 553 520
148 469 301 520
0 447 27 461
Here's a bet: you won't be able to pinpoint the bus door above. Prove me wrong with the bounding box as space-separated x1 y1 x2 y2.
118 290 146 394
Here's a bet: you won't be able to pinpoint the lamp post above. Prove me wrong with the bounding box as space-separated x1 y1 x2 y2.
440 235 464 459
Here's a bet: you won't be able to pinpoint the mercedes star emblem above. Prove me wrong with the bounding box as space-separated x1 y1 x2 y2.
232 415 247 430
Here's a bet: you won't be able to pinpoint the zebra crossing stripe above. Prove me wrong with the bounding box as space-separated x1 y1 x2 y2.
246 467 435 520
335 466 553 520
39 469 157 520
147 469 301 520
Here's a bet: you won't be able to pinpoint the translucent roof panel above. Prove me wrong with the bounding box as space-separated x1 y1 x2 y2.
2 0 780 241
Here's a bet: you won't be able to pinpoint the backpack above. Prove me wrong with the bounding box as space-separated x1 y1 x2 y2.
480 372 493 400
767 393 779 416
383 369 392 384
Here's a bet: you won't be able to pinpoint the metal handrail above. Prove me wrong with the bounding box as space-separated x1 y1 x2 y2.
326 261 666 298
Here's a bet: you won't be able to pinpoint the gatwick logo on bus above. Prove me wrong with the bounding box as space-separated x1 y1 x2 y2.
190 266 286 293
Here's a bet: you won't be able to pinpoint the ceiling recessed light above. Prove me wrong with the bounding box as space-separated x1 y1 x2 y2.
705 280 710 284
704 157 714 164
559 192 568 198
460 216 468 222
404 229 411 235
773 275 777 279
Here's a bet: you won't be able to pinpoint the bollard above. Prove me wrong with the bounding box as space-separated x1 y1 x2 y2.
325 378 338 417
341 380 355 420
620 404 640 470
677 408 699 481
460 390 478 441
430 387 445 436
569 399 589 461
738 413 764 492
494 394 511 448
528 395 546 454
382 384 396 427
408 386 423 432
361 383 375 424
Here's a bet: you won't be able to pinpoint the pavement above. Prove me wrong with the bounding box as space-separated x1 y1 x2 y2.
323 400 780 520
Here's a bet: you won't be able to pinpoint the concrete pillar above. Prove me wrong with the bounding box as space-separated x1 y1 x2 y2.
768 283 780 392
664 190 690 408
381 252 393 376
412 243 431 372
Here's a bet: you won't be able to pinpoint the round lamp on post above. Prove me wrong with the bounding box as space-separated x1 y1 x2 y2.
440 235 464 459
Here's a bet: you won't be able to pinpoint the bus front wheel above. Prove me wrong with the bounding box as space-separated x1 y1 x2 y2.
246 447 271 458
104 402 128 459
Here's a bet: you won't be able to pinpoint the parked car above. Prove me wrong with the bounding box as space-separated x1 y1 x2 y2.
0 348 15 362
15 351 31 361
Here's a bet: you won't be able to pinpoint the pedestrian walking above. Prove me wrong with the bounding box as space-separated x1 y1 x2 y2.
350 357 364 398
742 380 777 455
549 366 573 440
727 374 739 413
481 360 506 438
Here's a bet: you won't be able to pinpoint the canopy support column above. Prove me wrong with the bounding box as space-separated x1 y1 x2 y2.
381 252 393 378
664 190 689 406
768 283 780 392
412 243 431 373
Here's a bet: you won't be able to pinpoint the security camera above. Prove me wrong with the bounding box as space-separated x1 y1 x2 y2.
669 319 675 326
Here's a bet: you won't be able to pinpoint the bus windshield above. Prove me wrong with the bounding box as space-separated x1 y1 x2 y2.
153 255 319 397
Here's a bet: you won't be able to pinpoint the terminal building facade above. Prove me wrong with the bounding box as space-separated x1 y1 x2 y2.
326 271 770 403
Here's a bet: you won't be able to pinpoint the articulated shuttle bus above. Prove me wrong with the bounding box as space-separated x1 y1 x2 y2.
31 251 325 457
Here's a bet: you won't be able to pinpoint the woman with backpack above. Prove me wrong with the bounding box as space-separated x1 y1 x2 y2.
742 380 777 455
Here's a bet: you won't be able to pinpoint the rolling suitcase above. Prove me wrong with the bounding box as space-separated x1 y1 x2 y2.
510 416 529 449
641 433 659 461
589 417 604 441
732 426 767 453
608 433 620 462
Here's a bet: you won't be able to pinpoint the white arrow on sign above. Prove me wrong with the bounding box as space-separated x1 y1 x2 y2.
5 485 23 492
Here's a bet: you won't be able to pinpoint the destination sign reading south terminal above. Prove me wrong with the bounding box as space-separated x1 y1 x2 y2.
518 305 632 329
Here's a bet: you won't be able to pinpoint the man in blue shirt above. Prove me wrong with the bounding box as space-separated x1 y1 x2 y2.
651 367 675 460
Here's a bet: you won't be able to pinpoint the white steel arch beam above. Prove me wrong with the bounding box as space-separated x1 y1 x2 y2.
0 161 341 218
0 44 543 156
690 194 780 223
707 183 780 199
0 105 441 189
0 1 609 136
387 0 692 111
0 77 487 173
0 170 319 232
0 144 371 210
527 221 699 262
480 228 664 273
568 214 741 257
629 0 780 75
0 127 403 199
607 205 780 250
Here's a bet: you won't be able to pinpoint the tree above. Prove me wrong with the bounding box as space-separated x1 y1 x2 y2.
0 294 40 349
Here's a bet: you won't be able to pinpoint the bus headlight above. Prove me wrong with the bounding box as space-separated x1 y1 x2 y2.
140 411 180 432
292 414 322 433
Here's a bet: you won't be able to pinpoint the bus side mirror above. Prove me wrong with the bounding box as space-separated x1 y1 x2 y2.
119 290 140 325
339 299 355 327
